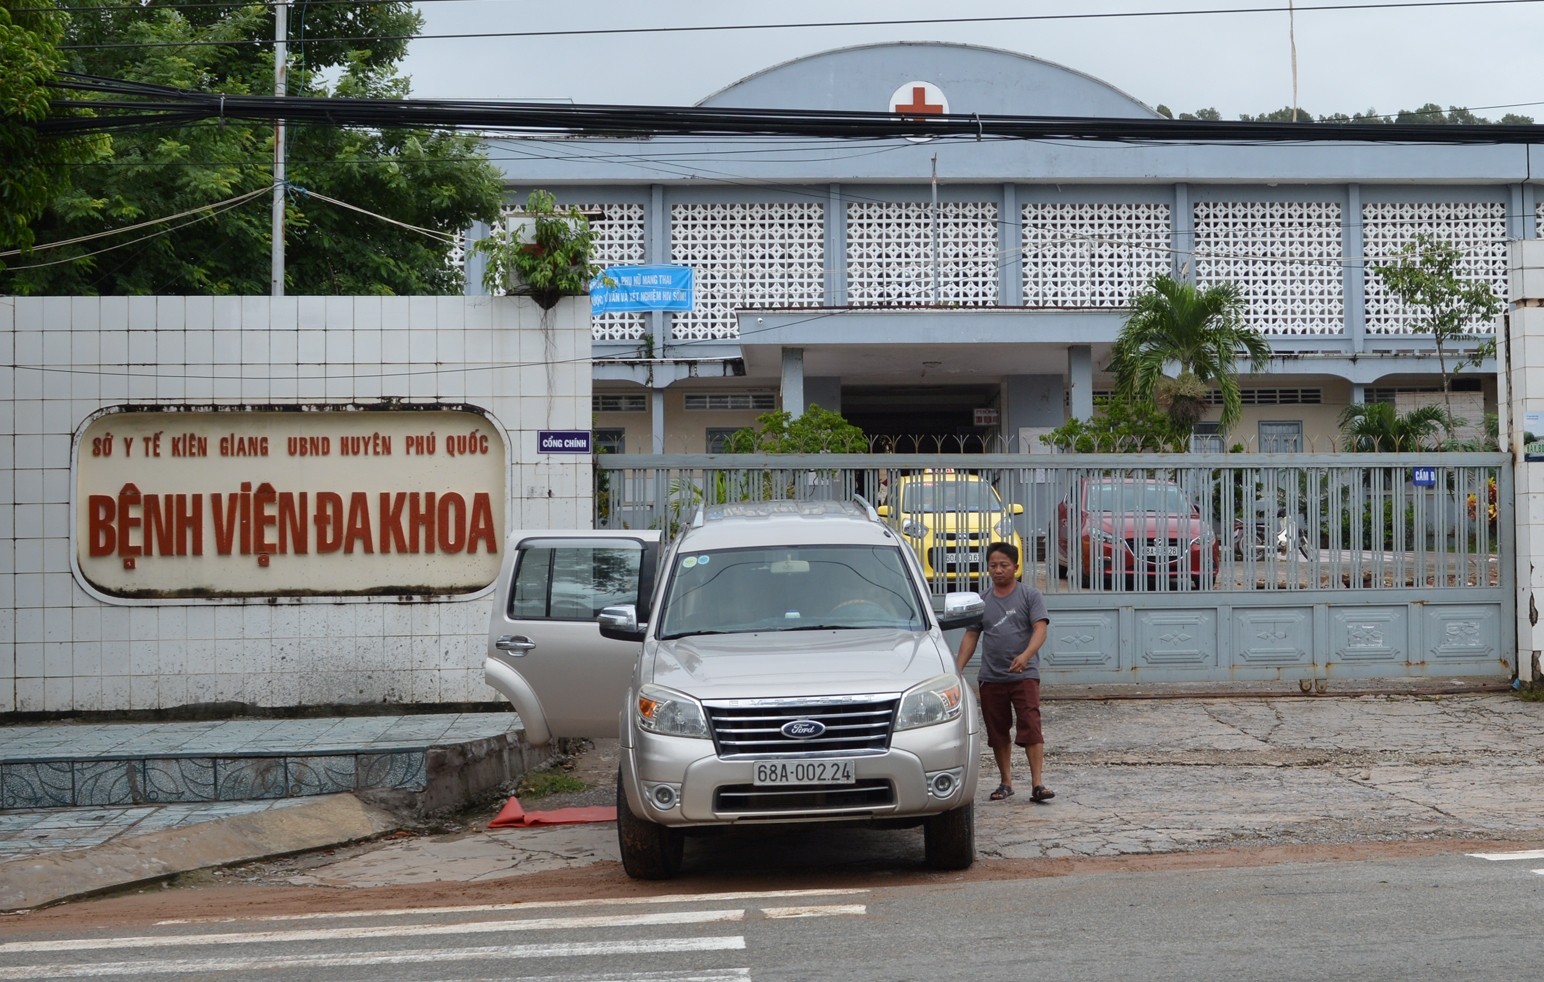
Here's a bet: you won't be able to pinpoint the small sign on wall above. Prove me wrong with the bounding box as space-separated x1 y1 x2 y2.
973 408 999 426
1526 411 1544 462
1412 466 1437 487
539 430 592 453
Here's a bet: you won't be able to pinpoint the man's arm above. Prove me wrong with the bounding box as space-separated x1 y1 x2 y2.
955 628 980 673
1008 618 1048 675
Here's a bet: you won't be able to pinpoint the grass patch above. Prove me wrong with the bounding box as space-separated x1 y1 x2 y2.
1512 685 1544 703
516 769 588 799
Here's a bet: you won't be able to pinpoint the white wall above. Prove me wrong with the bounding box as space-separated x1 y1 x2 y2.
1508 240 1544 683
1 295 592 713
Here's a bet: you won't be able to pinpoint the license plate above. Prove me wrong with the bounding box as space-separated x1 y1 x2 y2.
753 759 856 786
1142 544 1184 559
945 552 980 563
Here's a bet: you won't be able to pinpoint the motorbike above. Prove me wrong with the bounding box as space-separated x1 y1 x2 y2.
1234 505 1312 561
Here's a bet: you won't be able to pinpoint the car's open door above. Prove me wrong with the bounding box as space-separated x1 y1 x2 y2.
485 530 661 745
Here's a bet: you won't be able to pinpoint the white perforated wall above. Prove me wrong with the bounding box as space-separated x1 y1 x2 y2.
1363 201 1508 335
669 202 826 340
1195 201 1345 336
1021 202 1171 307
847 201 999 306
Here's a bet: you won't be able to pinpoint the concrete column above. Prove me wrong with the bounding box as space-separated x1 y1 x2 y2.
1508 239 1544 683
781 347 805 419
1067 344 1094 420
1173 184 1193 281
651 387 666 454
1346 184 1366 353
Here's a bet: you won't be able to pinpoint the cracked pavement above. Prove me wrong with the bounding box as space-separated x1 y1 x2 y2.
251 692 1544 887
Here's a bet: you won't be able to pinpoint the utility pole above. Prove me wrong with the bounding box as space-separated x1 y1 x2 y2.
271 2 288 297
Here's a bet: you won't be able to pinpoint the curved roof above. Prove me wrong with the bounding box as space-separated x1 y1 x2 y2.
698 41 1158 119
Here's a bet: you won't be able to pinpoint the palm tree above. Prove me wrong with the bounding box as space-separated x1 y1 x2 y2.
1337 402 1455 452
1109 275 1272 434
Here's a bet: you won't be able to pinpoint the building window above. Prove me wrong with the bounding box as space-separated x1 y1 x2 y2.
684 393 776 411
593 393 647 413
1191 422 1224 453
594 428 625 454
705 427 744 453
1259 420 1303 453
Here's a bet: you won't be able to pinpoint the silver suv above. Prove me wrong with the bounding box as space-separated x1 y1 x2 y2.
485 499 985 879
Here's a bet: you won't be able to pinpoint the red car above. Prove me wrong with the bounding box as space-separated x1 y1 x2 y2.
1054 478 1221 589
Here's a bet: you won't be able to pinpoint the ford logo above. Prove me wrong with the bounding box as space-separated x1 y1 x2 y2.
781 719 826 739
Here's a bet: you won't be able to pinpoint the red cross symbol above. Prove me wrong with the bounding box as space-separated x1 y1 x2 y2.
893 85 944 118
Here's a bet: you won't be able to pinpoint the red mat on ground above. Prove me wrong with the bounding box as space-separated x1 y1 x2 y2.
487 796 617 828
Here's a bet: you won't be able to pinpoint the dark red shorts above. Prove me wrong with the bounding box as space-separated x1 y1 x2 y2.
978 679 1042 749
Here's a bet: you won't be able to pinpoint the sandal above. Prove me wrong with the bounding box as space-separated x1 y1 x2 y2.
989 783 1015 801
1030 785 1055 803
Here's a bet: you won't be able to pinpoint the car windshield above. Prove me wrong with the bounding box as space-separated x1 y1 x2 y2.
1085 482 1196 514
900 480 1004 514
656 544 926 639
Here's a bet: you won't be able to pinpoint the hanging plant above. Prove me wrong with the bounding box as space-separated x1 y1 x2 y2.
472 189 604 310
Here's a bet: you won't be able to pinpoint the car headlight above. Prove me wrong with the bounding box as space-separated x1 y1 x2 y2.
993 517 1015 537
635 684 709 739
895 674 965 731
902 519 929 538
1090 528 1119 544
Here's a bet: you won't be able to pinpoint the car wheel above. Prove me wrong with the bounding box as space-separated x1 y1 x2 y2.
616 770 683 880
923 802 975 871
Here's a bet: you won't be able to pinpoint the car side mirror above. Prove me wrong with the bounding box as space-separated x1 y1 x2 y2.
875 504 891 518
598 604 646 642
1010 503 1025 515
938 591 985 630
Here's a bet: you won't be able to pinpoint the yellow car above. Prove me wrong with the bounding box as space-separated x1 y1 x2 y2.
877 472 1025 588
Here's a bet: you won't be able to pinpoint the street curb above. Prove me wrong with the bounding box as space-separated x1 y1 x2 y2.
0 794 401 913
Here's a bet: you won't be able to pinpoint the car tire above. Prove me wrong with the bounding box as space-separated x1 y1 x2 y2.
616 770 683 880
923 802 975 871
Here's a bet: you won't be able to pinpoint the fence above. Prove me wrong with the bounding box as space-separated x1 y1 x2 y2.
595 452 1507 596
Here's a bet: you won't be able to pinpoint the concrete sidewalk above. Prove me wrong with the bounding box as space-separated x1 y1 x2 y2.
2 677 1538 910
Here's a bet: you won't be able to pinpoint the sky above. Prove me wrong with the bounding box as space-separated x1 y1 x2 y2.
395 0 1544 121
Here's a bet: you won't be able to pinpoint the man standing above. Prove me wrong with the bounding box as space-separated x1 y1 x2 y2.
955 541 1054 803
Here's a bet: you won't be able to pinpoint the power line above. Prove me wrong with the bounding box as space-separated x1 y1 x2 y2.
48 1 1544 51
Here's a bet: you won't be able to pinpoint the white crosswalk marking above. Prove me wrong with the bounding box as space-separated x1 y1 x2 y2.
1465 848 1544 876
0 939 748 980
154 887 868 925
0 896 870 981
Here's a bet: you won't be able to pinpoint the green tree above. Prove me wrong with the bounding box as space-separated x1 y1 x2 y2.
1041 398 1190 453
471 190 604 309
1337 402 1454 452
1108 275 1272 434
1371 234 1503 417
724 405 867 454
1238 106 1316 123
3 1 502 295
0 2 105 267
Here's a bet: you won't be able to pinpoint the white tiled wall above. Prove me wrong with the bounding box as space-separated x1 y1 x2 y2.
1 295 592 713
1509 240 1544 682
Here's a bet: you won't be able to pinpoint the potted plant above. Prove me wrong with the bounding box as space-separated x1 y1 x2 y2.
472 189 604 309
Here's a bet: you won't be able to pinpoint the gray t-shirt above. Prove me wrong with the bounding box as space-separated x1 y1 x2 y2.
970 581 1050 683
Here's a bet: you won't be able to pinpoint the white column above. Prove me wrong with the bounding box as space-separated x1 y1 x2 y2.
1507 240 1544 683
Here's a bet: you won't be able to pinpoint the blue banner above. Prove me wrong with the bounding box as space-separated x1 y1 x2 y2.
590 265 694 314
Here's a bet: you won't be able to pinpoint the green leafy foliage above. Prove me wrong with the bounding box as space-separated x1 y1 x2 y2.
722 405 868 454
1040 398 1190 453
470 189 604 309
0 2 107 265
1337 402 1455 452
1371 234 1503 414
1109 274 1272 433
3 0 502 295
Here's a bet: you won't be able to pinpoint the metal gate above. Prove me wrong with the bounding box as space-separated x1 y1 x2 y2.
594 452 1514 685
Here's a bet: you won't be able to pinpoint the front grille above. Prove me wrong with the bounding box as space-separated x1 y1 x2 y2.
714 779 895 814
706 697 898 756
